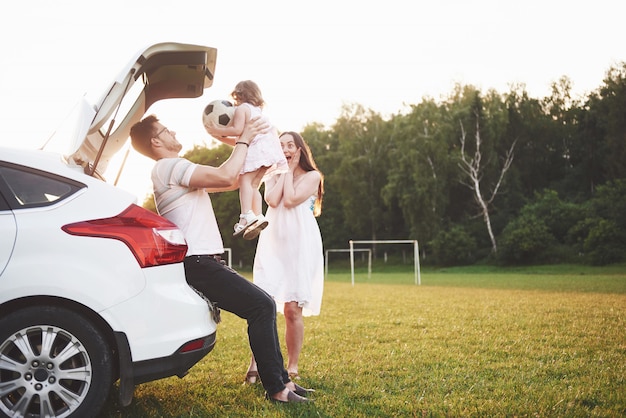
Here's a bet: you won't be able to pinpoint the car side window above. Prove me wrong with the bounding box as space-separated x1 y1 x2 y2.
0 189 9 211
0 164 84 209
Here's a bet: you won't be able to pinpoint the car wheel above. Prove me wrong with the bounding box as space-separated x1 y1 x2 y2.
0 306 113 418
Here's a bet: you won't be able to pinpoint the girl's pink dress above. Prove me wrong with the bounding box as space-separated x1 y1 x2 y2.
240 103 287 179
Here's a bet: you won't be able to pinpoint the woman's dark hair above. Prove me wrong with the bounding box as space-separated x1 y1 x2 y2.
280 131 324 216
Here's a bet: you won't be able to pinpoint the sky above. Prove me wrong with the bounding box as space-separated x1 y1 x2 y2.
1 0 624 202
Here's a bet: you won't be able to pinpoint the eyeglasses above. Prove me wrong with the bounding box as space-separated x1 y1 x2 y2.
155 126 170 138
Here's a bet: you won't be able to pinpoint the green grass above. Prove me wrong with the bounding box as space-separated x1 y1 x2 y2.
99 265 626 417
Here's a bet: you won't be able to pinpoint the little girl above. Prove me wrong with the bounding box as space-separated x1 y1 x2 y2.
205 80 287 239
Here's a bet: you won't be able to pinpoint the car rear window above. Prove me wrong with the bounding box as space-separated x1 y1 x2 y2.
0 164 84 209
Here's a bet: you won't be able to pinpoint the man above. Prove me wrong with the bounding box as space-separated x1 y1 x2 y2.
129 114 312 403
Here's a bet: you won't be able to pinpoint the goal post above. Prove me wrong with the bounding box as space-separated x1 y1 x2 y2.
325 248 372 278
223 248 232 267
349 240 421 286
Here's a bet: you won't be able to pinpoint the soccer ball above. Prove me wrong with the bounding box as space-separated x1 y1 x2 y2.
202 99 234 129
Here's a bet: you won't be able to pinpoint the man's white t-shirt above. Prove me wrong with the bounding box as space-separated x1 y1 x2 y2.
151 157 224 256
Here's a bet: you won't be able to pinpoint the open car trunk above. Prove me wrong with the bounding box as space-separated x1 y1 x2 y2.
66 42 217 178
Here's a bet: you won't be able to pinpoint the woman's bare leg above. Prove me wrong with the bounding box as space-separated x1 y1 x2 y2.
284 301 304 377
244 354 259 384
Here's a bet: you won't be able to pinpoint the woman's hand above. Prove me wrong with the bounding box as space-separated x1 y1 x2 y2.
289 147 301 172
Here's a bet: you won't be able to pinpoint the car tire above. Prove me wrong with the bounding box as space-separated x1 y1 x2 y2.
0 305 113 418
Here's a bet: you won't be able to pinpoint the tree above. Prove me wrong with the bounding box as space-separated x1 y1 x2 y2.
458 114 517 255
566 63 626 197
502 82 572 199
382 98 455 246
301 123 350 250
332 104 395 246
584 63 626 184
582 179 626 265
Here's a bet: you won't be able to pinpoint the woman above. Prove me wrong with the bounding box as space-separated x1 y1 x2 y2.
245 131 324 383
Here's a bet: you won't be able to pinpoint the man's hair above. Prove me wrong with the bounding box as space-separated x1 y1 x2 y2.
130 114 159 159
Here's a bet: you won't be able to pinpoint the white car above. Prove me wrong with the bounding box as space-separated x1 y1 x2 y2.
0 43 220 418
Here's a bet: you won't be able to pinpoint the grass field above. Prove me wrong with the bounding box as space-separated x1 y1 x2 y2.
99 264 626 417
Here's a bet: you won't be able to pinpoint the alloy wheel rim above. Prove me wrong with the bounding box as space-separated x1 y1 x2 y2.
0 325 92 418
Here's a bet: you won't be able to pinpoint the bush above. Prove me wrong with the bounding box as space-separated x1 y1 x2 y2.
584 219 626 265
498 214 556 265
429 225 477 266
523 190 583 242
568 180 626 265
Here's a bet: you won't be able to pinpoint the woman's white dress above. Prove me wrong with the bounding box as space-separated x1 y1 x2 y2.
253 195 324 316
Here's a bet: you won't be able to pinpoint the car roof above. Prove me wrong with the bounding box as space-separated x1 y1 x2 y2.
66 42 217 178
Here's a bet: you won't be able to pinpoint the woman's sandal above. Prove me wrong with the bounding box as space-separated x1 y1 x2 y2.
244 370 260 384
288 372 301 381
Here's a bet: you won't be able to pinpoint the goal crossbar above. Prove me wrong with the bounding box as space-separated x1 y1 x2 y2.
325 248 372 278
349 240 420 286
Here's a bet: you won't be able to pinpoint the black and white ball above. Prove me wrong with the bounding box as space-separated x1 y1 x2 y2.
202 99 234 129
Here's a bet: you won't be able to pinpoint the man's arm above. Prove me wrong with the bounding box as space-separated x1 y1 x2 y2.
188 116 267 190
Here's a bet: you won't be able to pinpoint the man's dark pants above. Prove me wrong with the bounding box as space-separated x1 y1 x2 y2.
184 255 289 396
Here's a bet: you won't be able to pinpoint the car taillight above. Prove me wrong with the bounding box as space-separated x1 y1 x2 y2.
180 338 206 353
62 204 188 268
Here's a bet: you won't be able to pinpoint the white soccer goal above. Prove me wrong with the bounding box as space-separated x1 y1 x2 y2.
349 240 421 286
223 248 232 267
325 248 372 278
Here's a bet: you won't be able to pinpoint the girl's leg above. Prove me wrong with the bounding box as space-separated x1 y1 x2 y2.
239 167 270 239
252 189 263 217
283 301 304 377
238 171 257 218
251 167 268 216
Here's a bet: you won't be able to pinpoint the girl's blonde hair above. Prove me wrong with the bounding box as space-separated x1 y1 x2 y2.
231 80 264 107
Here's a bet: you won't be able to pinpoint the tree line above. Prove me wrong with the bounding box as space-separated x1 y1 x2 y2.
145 62 626 267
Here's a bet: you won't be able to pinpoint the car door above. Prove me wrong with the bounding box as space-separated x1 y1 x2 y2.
0 191 16 275
0 163 84 276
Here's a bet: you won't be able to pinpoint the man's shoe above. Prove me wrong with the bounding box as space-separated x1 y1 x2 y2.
293 383 315 397
266 390 311 403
